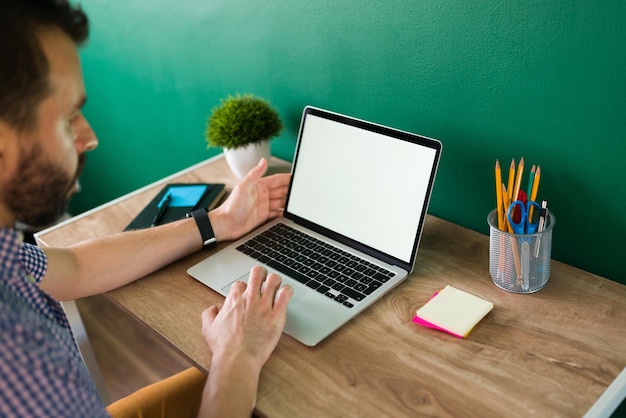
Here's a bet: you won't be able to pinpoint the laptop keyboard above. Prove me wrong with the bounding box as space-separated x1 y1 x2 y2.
236 223 395 308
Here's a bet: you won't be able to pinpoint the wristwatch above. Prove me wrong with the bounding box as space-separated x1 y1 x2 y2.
186 208 217 248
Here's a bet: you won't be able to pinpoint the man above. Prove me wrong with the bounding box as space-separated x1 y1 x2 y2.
0 0 293 417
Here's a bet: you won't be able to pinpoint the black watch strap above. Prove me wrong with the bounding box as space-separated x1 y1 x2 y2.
186 208 217 247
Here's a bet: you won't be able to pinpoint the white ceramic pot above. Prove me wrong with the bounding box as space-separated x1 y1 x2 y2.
223 140 271 178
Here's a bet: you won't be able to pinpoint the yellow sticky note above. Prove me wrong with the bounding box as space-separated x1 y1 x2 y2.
413 285 493 338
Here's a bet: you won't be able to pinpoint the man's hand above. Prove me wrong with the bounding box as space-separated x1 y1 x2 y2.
210 158 290 242
201 266 293 368
198 266 293 417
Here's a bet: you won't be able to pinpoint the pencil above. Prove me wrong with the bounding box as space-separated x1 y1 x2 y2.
502 183 513 234
528 165 541 222
512 157 524 203
507 158 515 201
495 160 504 231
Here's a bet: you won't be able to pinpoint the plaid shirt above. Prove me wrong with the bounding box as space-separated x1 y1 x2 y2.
0 228 108 417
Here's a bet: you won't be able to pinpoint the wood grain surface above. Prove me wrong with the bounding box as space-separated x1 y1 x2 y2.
37 155 626 418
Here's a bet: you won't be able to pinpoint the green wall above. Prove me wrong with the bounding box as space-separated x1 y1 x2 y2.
72 0 626 285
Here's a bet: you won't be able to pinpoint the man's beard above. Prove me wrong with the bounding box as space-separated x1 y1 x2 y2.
5 141 86 228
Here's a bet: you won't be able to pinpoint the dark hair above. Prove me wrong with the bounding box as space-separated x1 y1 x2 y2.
0 0 89 132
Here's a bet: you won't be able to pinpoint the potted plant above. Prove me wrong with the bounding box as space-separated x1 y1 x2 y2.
205 93 283 178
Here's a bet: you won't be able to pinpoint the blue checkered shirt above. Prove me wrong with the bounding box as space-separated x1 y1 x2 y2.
0 228 108 417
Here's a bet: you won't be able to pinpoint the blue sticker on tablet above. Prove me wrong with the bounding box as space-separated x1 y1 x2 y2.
157 185 207 208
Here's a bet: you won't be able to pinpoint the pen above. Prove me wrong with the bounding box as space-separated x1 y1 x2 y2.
151 192 171 227
534 200 548 257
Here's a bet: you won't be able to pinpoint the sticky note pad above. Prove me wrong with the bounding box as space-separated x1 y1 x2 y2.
412 285 493 338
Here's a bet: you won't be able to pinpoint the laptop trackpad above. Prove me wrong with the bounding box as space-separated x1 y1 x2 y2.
221 272 306 303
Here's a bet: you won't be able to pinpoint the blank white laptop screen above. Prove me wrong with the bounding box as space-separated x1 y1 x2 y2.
287 113 438 265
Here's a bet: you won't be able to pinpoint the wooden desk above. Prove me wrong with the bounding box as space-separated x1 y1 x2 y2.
37 155 626 417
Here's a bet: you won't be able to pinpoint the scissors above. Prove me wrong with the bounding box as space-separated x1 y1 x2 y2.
507 200 541 234
507 199 541 291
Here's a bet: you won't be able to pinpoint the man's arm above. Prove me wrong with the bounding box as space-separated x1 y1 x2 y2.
39 159 290 301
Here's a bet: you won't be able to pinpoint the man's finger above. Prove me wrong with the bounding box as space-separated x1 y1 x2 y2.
261 273 282 301
244 158 268 182
246 266 268 297
262 173 290 191
273 285 294 311
228 280 247 297
202 305 219 325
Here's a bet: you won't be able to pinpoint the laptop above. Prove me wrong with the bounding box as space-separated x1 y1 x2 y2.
187 106 442 346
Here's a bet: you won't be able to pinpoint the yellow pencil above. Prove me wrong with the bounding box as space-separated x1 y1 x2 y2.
528 165 541 222
507 158 515 201
502 183 513 233
502 183 521 280
495 160 504 231
512 157 524 202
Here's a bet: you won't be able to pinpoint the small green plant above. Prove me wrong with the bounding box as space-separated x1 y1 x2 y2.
205 94 283 150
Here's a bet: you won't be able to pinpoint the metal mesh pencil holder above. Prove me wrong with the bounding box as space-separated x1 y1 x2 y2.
487 209 555 293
